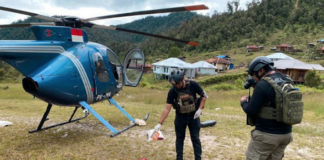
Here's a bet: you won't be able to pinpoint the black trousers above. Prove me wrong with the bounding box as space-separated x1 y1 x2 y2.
174 115 202 160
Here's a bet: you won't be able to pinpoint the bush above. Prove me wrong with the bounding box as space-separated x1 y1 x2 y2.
209 83 238 91
305 70 321 88
168 46 181 58
200 73 248 86
0 68 5 80
138 81 150 87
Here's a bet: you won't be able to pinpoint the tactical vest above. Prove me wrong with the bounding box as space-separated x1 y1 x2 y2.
257 77 304 125
172 80 196 114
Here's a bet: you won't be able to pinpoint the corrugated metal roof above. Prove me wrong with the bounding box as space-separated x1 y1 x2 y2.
206 57 230 64
309 64 324 71
266 53 293 60
278 44 292 47
274 59 324 70
246 45 259 49
192 61 217 69
152 57 195 68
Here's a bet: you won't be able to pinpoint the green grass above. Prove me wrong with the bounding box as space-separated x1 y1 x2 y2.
0 83 324 159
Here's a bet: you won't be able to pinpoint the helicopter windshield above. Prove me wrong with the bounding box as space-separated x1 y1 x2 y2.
106 49 123 88
93 52 109 82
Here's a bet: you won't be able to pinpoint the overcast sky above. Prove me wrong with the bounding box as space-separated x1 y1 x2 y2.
0 0 251 26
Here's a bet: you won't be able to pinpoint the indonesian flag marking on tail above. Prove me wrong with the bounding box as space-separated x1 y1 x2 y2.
71 29 84 42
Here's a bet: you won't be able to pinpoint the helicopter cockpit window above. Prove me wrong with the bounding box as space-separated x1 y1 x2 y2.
93 52 109 82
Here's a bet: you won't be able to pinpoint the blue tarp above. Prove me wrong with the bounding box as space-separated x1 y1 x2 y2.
217 55 227 59
229 64 234 69
317 39 324 42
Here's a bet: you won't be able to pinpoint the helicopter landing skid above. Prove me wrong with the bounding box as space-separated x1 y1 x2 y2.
79 99 149 137
29 103 89 133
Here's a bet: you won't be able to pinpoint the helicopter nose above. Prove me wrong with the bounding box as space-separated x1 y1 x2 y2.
22 77 39 94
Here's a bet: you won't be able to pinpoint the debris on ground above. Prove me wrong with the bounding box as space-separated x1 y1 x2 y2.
129 118 146 126
0 121 13 127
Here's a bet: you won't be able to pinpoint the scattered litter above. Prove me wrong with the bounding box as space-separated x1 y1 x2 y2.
61 132 68 138
130 118 146 126
215 108 221 111
0 121 13 127
147 129 164 141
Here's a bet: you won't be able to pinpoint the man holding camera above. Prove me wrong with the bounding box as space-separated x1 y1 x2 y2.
153 70 207 160
240 56 293 160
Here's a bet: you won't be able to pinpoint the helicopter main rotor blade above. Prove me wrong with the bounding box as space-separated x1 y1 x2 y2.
84 4 208 22
0 6 61 22
0 22 55 28
93 25 199 46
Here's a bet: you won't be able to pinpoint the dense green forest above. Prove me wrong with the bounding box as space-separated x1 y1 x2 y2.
1 0 324 81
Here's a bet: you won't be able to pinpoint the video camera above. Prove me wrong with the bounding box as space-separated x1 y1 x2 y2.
243 76 256 89
243 76 257 126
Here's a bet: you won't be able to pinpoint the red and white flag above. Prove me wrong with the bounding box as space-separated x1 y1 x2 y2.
71 29 84 42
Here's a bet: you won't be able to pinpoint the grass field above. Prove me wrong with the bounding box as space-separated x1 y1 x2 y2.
1 83 324 160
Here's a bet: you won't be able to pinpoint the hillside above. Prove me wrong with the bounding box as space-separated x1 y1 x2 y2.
2 0 324 80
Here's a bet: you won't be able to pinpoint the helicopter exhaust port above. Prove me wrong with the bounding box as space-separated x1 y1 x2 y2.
22 78 39 94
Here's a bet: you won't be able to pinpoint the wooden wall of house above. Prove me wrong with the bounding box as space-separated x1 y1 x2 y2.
144 67 152 73
247 48 259 52
275 69 307 83
277 46 293 52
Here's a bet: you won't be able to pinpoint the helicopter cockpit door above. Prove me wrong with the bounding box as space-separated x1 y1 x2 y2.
123 49 145 87
90 52 110 95
106 49 123 89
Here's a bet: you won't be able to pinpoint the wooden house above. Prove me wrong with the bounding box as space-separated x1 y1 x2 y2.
246 45 259 52
216 55 231 61
206 57 230 71
316 46 324 54
274 59 324 83
144 64 153 73
152 58 196 79
192 61 218 75
308 43 315 48
276 44 294 52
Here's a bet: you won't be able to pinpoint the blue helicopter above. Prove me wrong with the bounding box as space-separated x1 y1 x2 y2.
0 4 208 137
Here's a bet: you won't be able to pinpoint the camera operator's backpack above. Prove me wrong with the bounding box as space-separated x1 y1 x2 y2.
258 77 304 125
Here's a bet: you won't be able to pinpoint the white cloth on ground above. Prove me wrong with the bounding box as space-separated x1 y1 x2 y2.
0 121 13 127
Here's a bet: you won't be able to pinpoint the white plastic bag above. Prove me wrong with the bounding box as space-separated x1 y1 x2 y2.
0 121 13 127
147 129 164 141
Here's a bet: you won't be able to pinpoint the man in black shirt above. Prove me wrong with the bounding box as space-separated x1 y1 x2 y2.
153 70 207 160
240 56 293 160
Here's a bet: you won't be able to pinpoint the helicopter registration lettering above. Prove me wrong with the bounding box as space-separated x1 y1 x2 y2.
96 92 111 101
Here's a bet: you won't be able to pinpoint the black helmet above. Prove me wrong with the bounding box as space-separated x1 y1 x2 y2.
248 56 274 76
168 70 184 85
